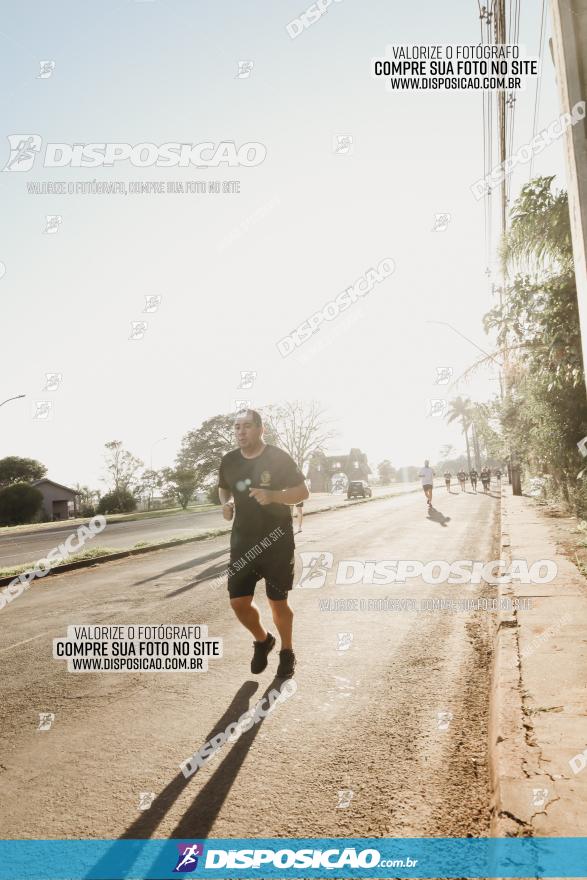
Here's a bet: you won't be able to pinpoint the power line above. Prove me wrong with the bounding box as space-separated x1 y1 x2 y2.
529 0 547 181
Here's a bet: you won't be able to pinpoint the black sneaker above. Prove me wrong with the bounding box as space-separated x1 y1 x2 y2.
276 648 296 679
251 632 276 674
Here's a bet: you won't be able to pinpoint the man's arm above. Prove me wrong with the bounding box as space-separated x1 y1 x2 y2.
219 487 234 520
249 482 309 507
219 487 232 505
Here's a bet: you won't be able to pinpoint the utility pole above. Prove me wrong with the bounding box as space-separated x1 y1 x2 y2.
494 0 522 493
550 0 587 383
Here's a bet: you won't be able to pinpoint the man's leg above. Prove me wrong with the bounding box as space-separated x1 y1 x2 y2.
230 595 267 642
230 593 276 674
268 597 293 650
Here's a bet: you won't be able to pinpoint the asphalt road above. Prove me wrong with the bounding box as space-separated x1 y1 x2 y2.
0 483 422 569
0 482 499 849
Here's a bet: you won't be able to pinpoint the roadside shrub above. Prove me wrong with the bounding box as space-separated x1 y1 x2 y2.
97 489 137 514
207 485 220 504
0 482 43 525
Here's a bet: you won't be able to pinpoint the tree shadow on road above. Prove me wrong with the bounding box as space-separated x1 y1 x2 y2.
84 679 265 878
427 506 451 527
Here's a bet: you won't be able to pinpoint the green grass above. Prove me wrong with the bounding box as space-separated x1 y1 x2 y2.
0 502 218 535
0 546 119 578
0 529 231 579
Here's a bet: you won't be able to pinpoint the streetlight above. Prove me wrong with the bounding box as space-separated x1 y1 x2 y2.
147 436 168 511
149 436 168 471
0 394 25 409
425 321 502 375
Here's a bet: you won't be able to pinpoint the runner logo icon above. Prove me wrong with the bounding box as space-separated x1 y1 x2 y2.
174 843 204 872
298 552 334 588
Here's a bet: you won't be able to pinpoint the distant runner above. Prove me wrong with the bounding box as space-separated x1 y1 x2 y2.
218 409 309 679
444 471 452 491
457 470 467 492
469 469 478 492
294 500 304 533
480 467 490 493
418 459 435 507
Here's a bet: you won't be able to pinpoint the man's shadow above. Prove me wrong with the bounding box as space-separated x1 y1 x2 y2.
86 678 284 879
427 506 451 527
132 546 229 589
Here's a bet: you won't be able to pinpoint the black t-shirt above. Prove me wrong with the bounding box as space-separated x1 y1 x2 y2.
218 445 305 544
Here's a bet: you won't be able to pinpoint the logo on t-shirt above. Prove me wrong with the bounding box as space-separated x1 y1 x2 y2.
260 470 271 486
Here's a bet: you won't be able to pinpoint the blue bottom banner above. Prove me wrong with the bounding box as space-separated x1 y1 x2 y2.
1 837 587 878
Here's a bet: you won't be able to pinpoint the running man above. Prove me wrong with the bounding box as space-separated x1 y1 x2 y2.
457 469 467 492
418 459 435 507
444 470 452 491
218 409 309 679
469 468 478 492
294 500 304 533
480 466 490 493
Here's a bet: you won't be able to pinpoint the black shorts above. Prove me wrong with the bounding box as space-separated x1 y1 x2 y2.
227 538 295 601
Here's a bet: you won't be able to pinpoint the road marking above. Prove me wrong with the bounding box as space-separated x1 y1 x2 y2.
0 632 49 653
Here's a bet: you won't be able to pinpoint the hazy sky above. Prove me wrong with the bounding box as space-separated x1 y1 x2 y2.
0 0 566 488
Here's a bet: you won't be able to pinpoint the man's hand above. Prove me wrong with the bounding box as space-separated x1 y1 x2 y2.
222 502 234 521
249 488 275 506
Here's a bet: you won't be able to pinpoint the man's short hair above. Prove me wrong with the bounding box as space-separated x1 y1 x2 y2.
235 408 262 428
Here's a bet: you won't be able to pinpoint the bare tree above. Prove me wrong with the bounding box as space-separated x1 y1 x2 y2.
102 441 144 497
262 401 337 471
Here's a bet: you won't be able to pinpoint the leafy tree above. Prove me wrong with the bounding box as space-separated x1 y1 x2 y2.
136 469 165 511
72 483 101 517
161 466 200 510
0 456 47 487
177 411 280 491
97 489 137 514
377 460 395 485
0 483 43 525
484 176 587 510
177 415 239 489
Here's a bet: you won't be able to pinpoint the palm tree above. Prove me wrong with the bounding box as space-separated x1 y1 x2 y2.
499 176 573 277
446 398 474 471
470 402 492 468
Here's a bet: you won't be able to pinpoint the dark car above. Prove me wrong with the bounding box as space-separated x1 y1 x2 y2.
347 480 372 499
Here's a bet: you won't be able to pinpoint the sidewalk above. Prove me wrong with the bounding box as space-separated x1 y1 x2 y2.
491 489 587 837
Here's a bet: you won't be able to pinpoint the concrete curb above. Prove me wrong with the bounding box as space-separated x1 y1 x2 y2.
489 486 534 838
0 484 427 587
488 490 587 843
